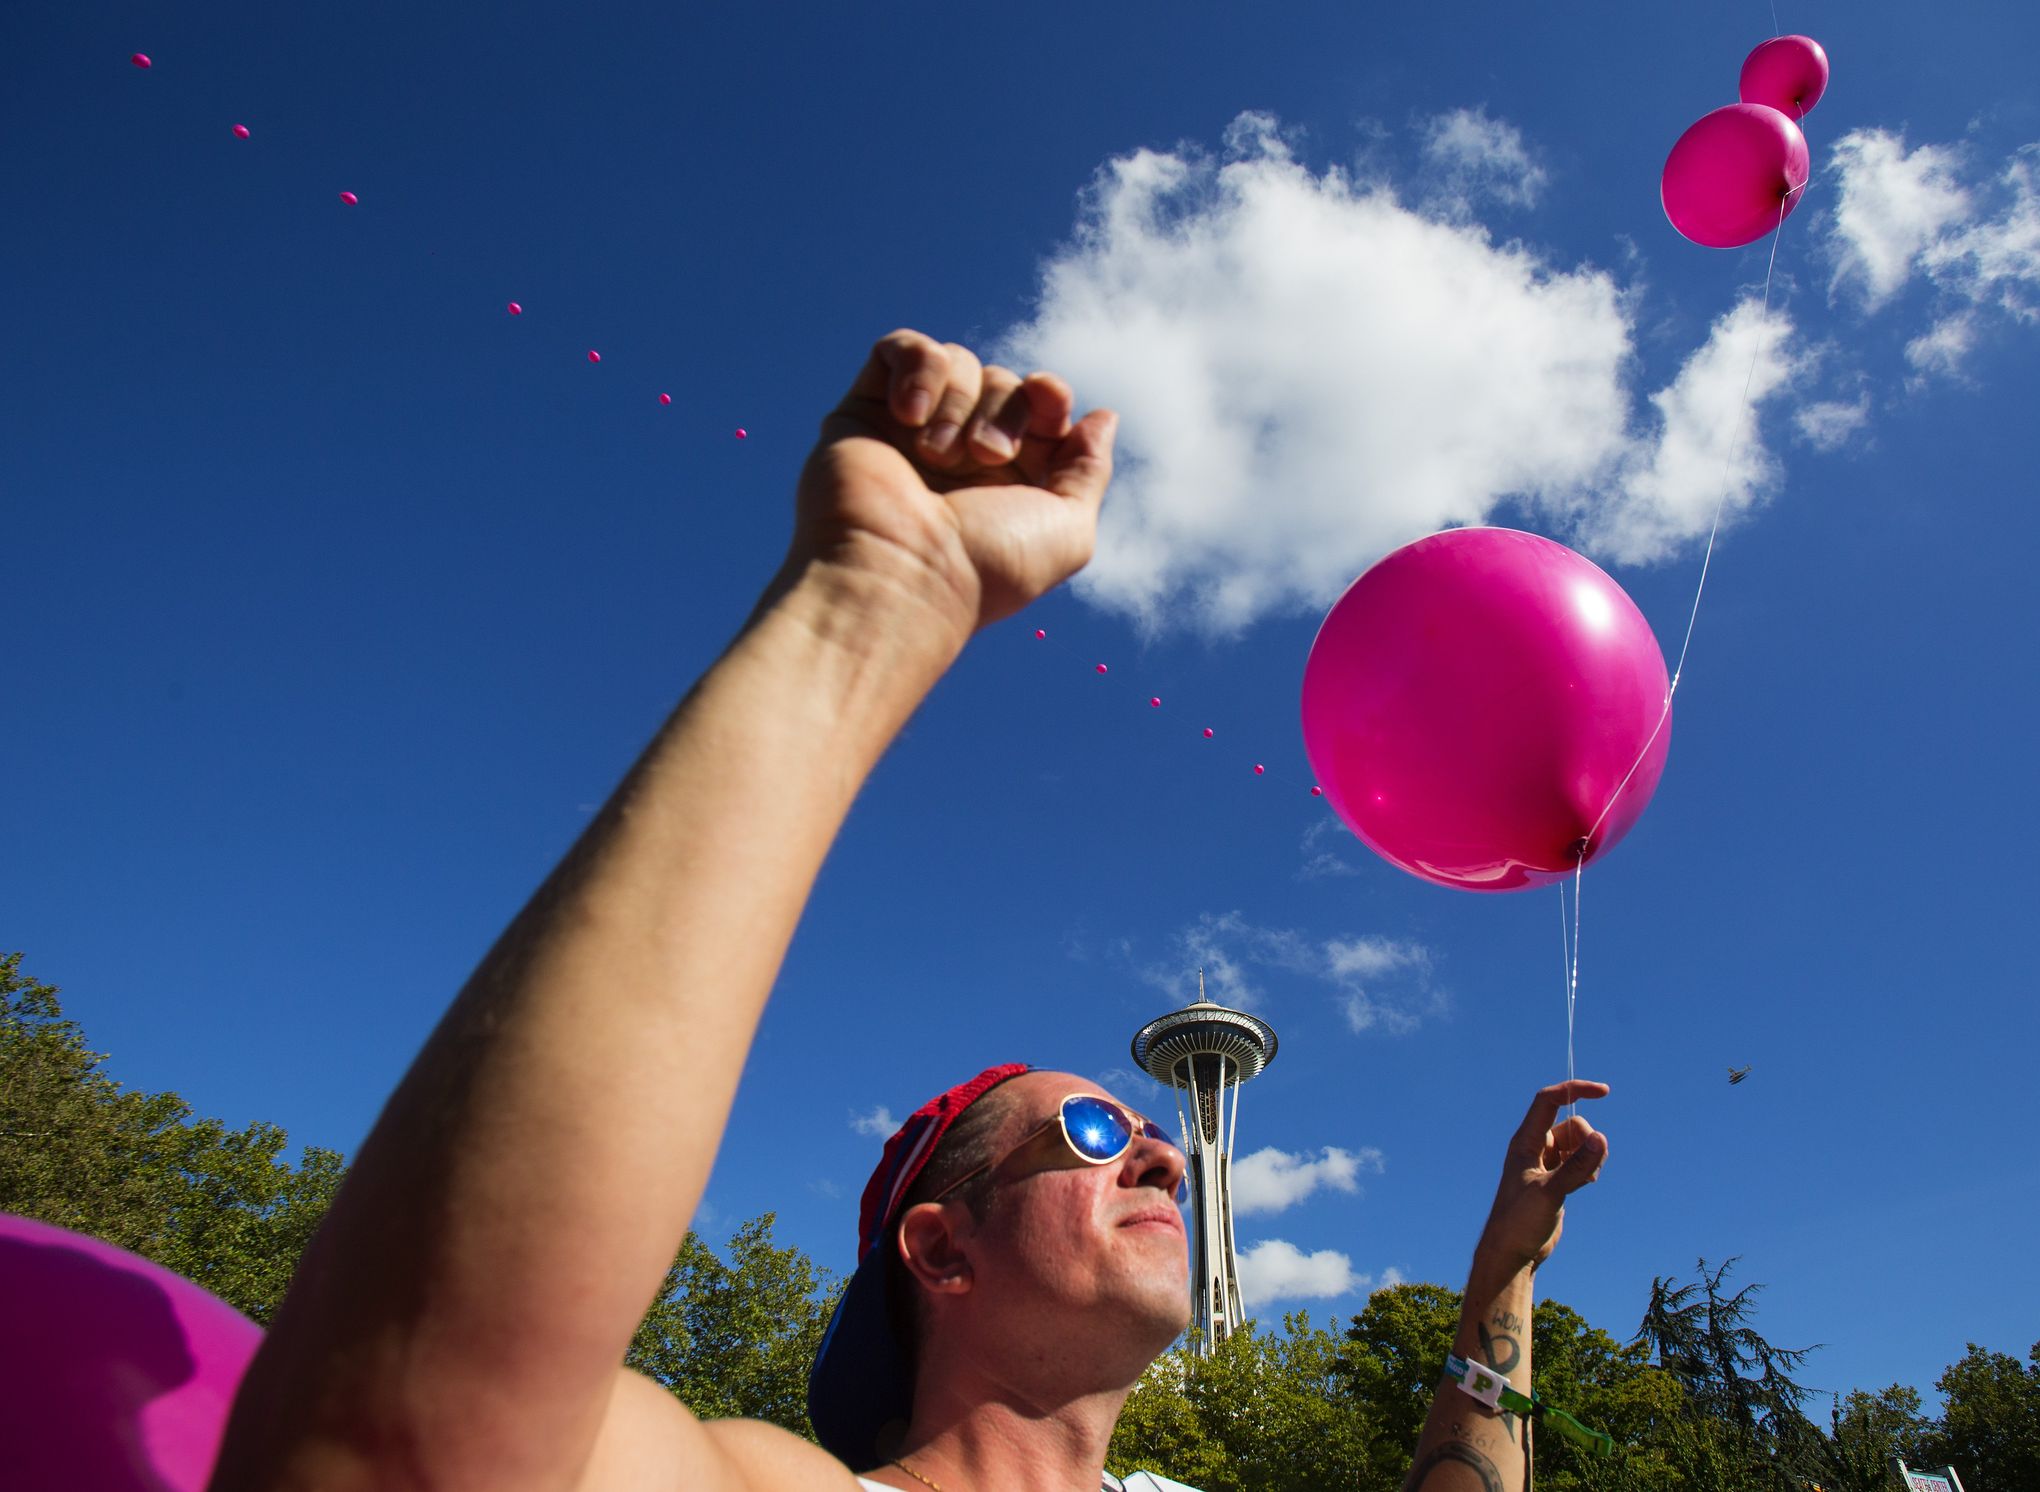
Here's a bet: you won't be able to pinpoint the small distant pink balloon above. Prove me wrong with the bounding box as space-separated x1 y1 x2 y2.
1202 728 1214 739
587 350 601 364
1254 764 1266 775
734 428 748 439
339 191 359 206
1740 35 1829 118
659 392 672 406
1095 663 1108 675
131 53 152 69
1150 697 1161 708
507 301 523 315
1310 785 1323 797
231 124 250 140
1661 103 1809 248
1034 629 1046 640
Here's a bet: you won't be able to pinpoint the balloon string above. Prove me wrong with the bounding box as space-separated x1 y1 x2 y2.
1578 187 1796 858
1560 853 1583 1123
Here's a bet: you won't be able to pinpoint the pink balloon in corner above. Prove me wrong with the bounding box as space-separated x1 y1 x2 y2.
0 1212 262 1492
587 350 601 364
1300 527 1671 893
131 53 152 69
339 191 359 205
231 124 250 140
507 301 523 315
734 428 748 439
1740 35 1829 118
659 393 672 406
1661 103 1809 248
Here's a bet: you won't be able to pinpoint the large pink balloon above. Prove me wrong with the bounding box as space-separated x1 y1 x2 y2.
1300 528 1671 892
1739 35 1829 118
1661 102 1809 249
0 1212 262 1491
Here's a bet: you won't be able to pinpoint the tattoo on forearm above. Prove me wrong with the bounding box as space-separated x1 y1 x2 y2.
1477 1320 1525 1443
1405 1441 1504 1492
1478 1321 1523 1377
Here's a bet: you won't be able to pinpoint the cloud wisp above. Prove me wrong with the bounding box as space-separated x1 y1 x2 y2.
1139 911 1441 1034
1231 1144 1385 1215
999 110 1805 635
1235 1241 1405 1308
849 1105 898 1138
1826 129 2040 380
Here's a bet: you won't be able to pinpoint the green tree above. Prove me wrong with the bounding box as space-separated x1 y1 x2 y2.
0 950 345 1323
627 1212 841 1437
1927 1340 2040 1489
1110 1315 1375 1492
1635 1256 1823 1490
1806 1384 1936 1492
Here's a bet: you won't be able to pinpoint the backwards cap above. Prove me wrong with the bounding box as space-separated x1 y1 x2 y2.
808 1063 1029 1468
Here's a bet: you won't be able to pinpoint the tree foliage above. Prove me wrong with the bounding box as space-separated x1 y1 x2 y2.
626 1212 841 1436
7 948 2031 1490
0 951 344 1323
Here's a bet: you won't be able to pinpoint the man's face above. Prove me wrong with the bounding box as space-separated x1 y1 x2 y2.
957 1071 1192 1359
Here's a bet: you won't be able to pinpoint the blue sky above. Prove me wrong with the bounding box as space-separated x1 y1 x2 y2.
7 0 2037 1417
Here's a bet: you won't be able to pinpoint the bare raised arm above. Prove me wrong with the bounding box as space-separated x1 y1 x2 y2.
1402 1079 1610 1492
208 332 1116 1492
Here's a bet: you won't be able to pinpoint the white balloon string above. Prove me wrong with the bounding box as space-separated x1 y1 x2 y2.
1579 188 1795 858
1557 877 1575 1119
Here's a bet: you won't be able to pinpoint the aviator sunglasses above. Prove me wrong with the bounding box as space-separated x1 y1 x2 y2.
931 1093 1189 1205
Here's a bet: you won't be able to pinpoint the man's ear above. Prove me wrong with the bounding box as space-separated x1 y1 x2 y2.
897 1201 974 1297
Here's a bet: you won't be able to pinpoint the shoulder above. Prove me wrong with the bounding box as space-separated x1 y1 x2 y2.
573 1369 871 1492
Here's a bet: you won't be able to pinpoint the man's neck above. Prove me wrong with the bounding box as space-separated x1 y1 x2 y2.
887 1371 1131 1492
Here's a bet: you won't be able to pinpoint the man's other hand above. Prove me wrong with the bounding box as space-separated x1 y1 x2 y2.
1473 1079 1609 1285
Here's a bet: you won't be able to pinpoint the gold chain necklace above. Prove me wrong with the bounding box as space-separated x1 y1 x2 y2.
890 1458 945 1491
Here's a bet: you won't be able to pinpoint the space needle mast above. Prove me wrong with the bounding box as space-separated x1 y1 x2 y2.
1131 970 1278 1353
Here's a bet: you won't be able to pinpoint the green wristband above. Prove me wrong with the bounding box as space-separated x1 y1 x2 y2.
1442 1354 1617 1458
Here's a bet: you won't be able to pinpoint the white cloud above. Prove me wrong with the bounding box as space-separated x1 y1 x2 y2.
1827 130 1972 310
1578 297 1803 565
1906 313 1979 378
1236 1238 1364 1306
1140 912 1441 1035
849 1105 898 1137
1231 1144 1385 1215
1374 1266 1407 1293
1420 107 1548 215
1296 818 1360 881
1794 394 1871 451
999 110 1799 634
1826 131 2040 377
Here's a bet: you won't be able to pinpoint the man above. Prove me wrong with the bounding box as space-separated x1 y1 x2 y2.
210 330 1609 1492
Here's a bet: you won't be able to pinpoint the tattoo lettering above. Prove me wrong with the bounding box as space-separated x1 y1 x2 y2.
1490 1308 1525 1335
1478 1321 1523 1377
1478 1321 1525 1443
1404 1441 1504 1492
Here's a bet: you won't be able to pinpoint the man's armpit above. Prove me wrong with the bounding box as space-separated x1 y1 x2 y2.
573 1370 865 1492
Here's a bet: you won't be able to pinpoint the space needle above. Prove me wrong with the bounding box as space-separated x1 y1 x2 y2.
1131 971 1278 1353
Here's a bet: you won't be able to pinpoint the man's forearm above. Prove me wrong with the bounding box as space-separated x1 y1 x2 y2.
213 556 965 1490
1402 1265 1534 1492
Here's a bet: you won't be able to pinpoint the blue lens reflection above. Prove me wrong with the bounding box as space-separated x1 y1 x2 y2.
1063 1096 1131 1159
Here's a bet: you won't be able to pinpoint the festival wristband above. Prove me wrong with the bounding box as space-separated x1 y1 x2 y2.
1442 1353 1617 1458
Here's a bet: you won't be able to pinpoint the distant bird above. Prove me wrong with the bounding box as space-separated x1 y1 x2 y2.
1728 1065 1752 1085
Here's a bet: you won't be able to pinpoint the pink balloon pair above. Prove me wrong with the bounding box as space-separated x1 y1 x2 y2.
1661 35 1829 249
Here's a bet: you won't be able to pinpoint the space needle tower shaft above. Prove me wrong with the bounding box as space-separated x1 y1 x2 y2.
1130 971 1278 1353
